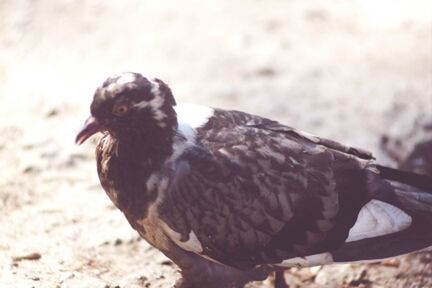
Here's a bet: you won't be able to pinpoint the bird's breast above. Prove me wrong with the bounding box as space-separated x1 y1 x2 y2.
96 133 182 253
96 134 161 213
96 134 122 208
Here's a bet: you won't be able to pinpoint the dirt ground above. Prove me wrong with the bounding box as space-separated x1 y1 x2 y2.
1 1 432 287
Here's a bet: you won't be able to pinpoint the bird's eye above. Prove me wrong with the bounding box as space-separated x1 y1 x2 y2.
112 104 129 116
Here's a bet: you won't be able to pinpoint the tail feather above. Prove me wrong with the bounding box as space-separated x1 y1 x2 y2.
376 165 432 213
332 215 432 262
376 165 432 191
393 189 432 213
331 165 432 263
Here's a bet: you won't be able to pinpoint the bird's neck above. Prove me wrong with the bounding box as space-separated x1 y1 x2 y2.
116 126 175 170
104 125 176 219
114 105 178 167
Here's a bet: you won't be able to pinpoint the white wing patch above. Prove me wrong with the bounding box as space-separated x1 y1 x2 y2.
166 104 214 163
175 103 214 133
346 199 412 242
161 221 204 253
277 252 334 268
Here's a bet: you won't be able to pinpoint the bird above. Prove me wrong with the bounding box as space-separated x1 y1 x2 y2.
76 72 432 288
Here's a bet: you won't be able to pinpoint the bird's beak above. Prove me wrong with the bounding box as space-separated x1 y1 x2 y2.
75 116 102 145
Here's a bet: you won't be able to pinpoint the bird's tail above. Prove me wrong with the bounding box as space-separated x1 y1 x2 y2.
377 165 432 213
331 165 432 263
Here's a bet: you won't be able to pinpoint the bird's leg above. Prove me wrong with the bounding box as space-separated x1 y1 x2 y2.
274 271 290 288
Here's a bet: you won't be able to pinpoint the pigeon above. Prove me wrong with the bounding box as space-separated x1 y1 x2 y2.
76 72 432 288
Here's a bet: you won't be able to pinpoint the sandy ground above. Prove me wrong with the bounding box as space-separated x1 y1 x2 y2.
1 0 432 287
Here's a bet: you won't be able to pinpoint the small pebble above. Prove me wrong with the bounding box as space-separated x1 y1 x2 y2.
161 260 173 266
137 276 148 284
45 108 59 117
12 252 42 262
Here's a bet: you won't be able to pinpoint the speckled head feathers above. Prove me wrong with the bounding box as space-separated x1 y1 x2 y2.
90 72 177 135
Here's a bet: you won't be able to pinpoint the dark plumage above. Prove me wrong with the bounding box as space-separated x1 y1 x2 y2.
76 72 432 288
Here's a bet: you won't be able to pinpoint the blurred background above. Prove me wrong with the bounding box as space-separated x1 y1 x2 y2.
1 0 431 287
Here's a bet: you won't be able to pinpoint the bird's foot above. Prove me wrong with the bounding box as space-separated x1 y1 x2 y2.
274 271 290 288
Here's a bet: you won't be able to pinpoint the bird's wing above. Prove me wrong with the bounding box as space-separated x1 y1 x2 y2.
158 109 374 269
200 108 374 160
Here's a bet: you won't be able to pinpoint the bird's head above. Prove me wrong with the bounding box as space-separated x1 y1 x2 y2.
76 72 177 145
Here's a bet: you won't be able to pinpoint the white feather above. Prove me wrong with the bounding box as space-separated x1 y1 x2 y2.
106 73 138 94
277 252 334 268
161 221 203 253
175 103 214 132
166 104 214 163
346 199 412 242
116 72 137 85
134 82 167 126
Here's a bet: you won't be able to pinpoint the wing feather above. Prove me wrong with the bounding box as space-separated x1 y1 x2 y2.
158 110 373 268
